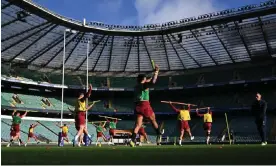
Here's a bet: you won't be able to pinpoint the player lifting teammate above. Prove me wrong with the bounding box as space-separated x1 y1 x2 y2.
7 110 27 147
25 123 40 146
73 84 94 147
196 107 213 144
169 102 194 146
130 64 164 147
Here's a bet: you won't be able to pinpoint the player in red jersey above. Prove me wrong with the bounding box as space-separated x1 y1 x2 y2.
25 123 40 146
7 110 27 147
196 107 213 144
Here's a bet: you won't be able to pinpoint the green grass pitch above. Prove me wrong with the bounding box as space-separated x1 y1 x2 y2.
2 144 276 165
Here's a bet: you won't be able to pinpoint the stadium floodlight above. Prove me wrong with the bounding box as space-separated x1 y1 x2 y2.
60 28 77 127
65 29 77 33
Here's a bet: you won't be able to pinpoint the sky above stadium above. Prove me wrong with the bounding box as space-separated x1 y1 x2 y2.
33 0 264 26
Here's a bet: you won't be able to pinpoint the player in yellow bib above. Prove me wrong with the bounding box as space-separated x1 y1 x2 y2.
169 102 194 146
196 107 213 144
56 123 71 143
73 84 94 147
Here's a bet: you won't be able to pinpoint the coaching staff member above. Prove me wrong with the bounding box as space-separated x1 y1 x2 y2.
251 92 267 146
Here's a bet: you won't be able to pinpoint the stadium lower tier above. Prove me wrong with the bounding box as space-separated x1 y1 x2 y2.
2 115 276 144
2 88 276 113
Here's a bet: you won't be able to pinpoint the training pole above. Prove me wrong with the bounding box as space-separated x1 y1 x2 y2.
225 113 232 145
61 30 67 127
58 29 66 147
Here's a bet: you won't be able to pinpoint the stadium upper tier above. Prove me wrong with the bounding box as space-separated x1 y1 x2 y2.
1 0 276 74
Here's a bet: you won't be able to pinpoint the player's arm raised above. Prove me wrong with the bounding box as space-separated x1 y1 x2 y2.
196 108 204 117
21 111 28 118
12 110 16 116
151 64 159 84
169 101 180 113
84 84 92 98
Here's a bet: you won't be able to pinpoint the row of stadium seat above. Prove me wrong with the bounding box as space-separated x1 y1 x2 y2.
2 89 276 113
2 65 275 87
1 92 73 112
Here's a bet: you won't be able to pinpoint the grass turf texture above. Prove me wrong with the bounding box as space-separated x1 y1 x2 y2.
2 145 276 165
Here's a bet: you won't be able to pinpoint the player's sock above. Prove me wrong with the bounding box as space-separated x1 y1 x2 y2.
155 128 164 135
74 135 79 142
88 135 93 142
9 139 13 143
178 139 182 146
73 135 79 147
18 139 23 146
131 133 137 142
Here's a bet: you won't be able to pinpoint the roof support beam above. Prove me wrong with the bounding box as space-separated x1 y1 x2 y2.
75 35 106 71
190 30 218 65
1 18 19 28
123 37 134 72
91 36 110 71
234 21 252 59
26 33 73 65
137 36 140 72
170 34 201 67
2 2 12 10
42 32 81 68
166 34 186 70
59 33 85 69
2 21 49 42
161 35 171 70
258 17 272 57
108 36 114 71
2 23 51 53
8 24 57 62
211 26 235 63
141 37 154 71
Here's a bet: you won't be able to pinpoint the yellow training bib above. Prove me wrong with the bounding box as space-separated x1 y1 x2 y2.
62 126 68 133
204 113 212 123
29 128 34 133
75 100 86 112
178 110 191 121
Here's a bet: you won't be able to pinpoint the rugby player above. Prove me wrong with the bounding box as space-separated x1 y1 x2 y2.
130 64 164 147
169 102 194 146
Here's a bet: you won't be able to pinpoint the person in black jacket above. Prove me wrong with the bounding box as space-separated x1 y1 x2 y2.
251 93 267 145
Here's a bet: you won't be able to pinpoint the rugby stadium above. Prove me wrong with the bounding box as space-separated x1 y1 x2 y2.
1 0 276 165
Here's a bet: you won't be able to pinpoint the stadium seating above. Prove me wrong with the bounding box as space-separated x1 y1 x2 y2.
1 92 74 112
2 65 275 87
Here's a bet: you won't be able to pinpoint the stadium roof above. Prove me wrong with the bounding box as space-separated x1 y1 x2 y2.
1 0 276 76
